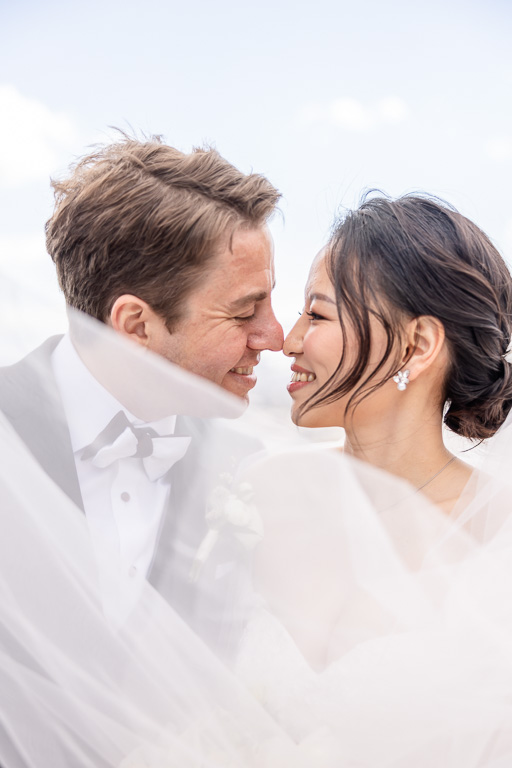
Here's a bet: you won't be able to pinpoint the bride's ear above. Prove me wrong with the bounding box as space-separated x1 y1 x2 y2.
401 316 446 381
109 294 155 346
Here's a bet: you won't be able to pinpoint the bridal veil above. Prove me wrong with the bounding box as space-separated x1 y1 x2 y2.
1 311 512 766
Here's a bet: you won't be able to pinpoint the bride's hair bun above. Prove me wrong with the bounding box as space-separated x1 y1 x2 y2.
445 331 512 440
313 193 512 440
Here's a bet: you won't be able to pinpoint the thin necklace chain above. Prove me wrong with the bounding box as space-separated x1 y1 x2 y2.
415 455 456 493
379 455 456 513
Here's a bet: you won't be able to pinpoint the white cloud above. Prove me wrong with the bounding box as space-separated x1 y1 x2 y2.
0 85 79 186
484 136 512 161
375 97 410 125
300 96 410 132
329 98 373 131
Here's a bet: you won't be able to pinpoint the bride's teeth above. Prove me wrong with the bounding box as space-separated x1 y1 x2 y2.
290 371 316 383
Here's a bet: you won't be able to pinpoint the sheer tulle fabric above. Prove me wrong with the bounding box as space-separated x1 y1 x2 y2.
1 311 512 766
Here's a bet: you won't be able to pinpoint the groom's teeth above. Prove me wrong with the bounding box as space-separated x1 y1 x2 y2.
230 367 254 375
290 372 316 383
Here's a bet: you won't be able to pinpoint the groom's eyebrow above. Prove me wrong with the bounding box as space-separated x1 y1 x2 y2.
228 283 275 313
228 291 268 312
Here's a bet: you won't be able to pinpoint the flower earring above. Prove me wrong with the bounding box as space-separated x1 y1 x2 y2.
393 369 410 391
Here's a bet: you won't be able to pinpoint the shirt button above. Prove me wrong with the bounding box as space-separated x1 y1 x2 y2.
120 492 130 502
129 565 138 577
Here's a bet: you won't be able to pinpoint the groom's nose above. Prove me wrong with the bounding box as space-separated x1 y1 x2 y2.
248 307 284 352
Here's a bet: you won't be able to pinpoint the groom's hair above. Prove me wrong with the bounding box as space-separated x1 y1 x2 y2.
46 135 280 329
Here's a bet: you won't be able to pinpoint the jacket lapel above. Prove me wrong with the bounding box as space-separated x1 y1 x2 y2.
0 336 84 511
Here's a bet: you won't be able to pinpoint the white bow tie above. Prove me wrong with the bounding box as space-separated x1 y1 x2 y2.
82 411 191 481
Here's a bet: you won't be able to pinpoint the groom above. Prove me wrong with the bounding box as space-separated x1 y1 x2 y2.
0 136 282 634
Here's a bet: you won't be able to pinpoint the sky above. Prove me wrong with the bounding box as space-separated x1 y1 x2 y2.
0 0 511 368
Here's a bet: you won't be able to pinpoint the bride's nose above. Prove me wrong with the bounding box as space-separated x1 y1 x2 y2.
283 317 304 357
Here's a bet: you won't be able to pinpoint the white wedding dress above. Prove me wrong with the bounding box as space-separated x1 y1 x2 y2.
2 311 512 767
232 441 512 767
236 587 512 766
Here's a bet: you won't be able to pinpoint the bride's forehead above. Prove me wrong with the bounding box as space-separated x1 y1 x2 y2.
305 248 331 294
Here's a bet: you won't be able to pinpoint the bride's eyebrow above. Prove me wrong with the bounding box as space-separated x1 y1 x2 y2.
310 292 336 304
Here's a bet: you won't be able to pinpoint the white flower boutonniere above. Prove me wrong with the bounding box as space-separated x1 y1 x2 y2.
190 472 263 582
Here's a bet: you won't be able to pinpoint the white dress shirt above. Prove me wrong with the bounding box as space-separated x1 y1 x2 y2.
52 334 190 582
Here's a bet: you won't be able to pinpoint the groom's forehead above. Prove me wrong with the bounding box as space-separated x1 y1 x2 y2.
194 225 275 289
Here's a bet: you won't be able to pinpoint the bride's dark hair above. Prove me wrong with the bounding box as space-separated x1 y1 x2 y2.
303 193 512 440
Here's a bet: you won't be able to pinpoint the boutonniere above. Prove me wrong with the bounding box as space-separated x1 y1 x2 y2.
190 472 263 582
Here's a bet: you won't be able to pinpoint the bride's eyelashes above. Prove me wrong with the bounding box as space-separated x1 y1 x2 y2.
305 310 326 322
297 307 328 322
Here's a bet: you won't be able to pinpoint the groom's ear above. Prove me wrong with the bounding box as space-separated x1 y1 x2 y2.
109 294 156 346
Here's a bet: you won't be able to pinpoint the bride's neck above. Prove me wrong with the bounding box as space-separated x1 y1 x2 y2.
343 405 452 490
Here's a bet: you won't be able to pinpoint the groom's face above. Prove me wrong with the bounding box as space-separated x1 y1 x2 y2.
148 225 283 400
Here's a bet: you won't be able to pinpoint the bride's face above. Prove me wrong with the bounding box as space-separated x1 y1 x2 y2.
284 249 346 427
284 249 391 428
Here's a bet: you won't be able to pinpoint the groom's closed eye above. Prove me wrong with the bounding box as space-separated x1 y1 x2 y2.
234 310 256 322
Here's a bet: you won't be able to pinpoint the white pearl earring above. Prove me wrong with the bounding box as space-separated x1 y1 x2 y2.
393 369 410 391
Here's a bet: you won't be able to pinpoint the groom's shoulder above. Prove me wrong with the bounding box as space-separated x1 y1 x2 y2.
0 335 62 373
0 335 63 415
0 335 62 374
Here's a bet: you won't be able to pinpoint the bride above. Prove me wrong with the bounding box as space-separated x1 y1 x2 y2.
283 193 512 512
235 193 512 763
2 193 512 766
